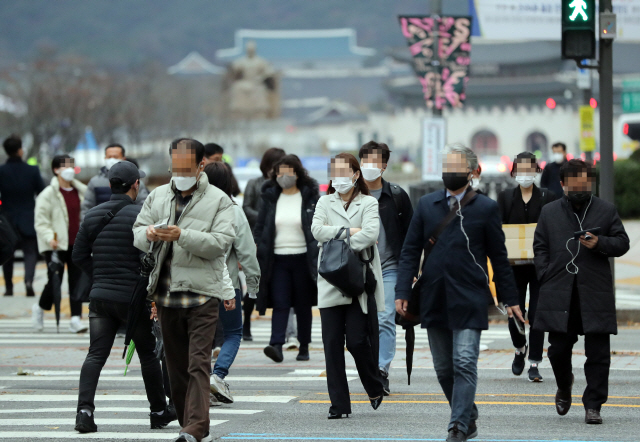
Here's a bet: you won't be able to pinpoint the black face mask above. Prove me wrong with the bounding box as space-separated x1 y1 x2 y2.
567 192 592 205
442 172 470 192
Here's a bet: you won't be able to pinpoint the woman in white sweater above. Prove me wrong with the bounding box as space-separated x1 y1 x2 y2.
311 153 385 419
254 155 320 363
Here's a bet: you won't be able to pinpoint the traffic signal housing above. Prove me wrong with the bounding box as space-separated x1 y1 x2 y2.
623 122 640 141
562 0 596 60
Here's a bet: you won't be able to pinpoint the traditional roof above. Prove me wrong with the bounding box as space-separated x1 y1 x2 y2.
168 51 224 75
216 28 375 67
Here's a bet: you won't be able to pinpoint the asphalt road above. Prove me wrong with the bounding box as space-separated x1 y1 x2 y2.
0 315 639 442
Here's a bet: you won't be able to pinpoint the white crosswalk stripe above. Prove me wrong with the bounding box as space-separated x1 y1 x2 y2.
0 391 292 440
0 318 512 348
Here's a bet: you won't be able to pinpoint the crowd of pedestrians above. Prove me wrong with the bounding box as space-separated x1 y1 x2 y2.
0 133 629 442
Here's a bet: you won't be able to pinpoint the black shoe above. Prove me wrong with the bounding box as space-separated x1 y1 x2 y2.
380 370 390 396
585 409 603 424
528 364 543 382
328 411 350 419
555 374 574 416
296 344 310 361
3 288 12 297
512 346 527 376
150 404 177 429
264 344 284 363
75 411 97 433
446 423 467 442
369 395 383 410
243 333 253 341
466 420 478 440
25 282 35 297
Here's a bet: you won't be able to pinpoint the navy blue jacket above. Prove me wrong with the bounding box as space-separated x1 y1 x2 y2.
0 157 45 237
396 189 518 330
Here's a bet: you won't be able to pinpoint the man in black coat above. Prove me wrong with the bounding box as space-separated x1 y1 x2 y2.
540 141 567 198
358 140 414 395
396 145 523 442
72 161 175 433
533 159 629 425
0 135 45 297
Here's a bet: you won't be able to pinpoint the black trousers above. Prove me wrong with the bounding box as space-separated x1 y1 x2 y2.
39 250 83 317
548 332 610 411
2 235 38 290
508 265 545 362
269 254 314 346
320 300 384 415
77 299 166 413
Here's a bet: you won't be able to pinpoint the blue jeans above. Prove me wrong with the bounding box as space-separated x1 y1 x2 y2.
377 269 397 373
213 290 243 379
427 328 481 434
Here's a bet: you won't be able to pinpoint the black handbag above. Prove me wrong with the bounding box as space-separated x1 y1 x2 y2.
0 213 19 266
396 190 477 327
318 227 365 297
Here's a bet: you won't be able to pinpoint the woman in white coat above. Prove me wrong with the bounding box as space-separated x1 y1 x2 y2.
311 153 385 420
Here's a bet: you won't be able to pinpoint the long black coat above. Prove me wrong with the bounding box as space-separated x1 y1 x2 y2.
533 196 629 335
253 180 320 315
396 189 518 330
72 194 143 304
0 157 45 237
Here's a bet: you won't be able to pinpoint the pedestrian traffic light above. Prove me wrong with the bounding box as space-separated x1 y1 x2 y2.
561 0 596 60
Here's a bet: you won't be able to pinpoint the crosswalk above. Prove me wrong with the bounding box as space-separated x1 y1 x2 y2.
0 317 512 348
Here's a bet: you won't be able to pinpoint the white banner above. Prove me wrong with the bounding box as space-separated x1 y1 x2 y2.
471 0 640 41
422 118 446 181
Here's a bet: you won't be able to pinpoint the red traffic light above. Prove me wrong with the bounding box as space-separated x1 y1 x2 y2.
589 98 597 108
624 123 629 135
546 98 557 109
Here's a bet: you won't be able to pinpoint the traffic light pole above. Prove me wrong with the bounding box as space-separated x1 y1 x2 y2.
599 0 614 204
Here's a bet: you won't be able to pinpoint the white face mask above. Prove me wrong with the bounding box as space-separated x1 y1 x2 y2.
553 152 565 164
172 175 197 191
331 175 356 194
515 175 535 188
105 158 121 170
59 167 75 182
360 164 382 182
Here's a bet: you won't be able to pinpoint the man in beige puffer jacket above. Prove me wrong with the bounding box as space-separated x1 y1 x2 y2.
133 139 236 442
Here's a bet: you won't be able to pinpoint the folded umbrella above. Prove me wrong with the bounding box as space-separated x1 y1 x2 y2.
122 243 156 358
48 250 64 334
404 326 415 385
123 341 136 376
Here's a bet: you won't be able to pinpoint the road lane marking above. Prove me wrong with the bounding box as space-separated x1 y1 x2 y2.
0 394 296 403
299 400 640 408
0 376 353 382
0 418 227 426
0 407 262 414
0 432 179 439
315 392 640 400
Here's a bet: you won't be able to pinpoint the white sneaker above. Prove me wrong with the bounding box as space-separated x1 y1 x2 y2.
209 392 222 407
32 304 44 332
285 338 299 351
210 374 234 403
69 316 88 333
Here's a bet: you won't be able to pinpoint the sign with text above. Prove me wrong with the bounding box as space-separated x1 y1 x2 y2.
579 105 596 152
399 15 472 109
469 0 640 41
422 117 446 181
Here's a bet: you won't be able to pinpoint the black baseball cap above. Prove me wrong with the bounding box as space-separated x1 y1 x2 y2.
108 160 146 186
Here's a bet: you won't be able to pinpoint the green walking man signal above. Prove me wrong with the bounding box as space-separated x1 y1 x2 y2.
569 0 589 21
562 0 595 59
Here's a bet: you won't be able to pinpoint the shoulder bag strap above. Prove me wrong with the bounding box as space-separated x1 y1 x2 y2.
423 190 477 257
87 200 131 245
